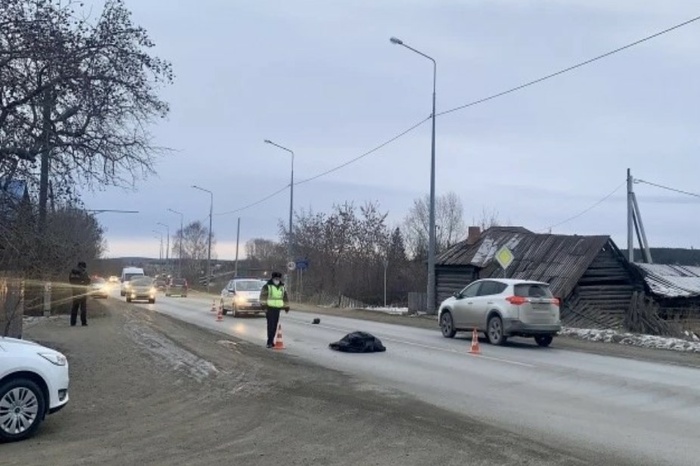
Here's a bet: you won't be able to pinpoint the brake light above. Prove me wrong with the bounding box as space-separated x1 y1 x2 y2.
506 296 527 305
551 298 560 306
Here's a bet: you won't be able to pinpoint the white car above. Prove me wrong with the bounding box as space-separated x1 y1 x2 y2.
0 337 70 441
220 278 267 317
438 278 561 347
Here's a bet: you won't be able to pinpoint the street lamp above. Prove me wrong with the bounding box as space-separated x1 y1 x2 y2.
167 208 184 278
264 139 295 297
191 185 213 292
390 35 438 313
152 231 163 260
157 222 170 264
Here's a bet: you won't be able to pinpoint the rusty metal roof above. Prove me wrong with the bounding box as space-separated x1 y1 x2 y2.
634 263 700 298
437 227 614 298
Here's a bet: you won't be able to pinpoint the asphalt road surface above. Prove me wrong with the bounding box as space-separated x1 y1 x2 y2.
136 293 700 466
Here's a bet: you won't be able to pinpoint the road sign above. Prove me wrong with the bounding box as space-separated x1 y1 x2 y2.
295 259 309 271
495 246 514 270
287 261 296 271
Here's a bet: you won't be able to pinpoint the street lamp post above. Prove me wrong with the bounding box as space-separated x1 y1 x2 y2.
168 208 184 278
157 222 170 266
152 231 163 260
191 185 213 293
264 139 295 297
390 36 438 313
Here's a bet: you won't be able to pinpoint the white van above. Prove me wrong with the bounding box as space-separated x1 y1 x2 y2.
120 267 145 296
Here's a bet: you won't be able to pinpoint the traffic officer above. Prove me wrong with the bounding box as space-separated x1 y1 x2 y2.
259 271 289 348
68 261 91 327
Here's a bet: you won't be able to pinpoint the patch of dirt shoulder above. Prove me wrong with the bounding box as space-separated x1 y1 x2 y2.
5 299 625 466
290 303 700 369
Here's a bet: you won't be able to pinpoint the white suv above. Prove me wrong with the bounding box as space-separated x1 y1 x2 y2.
0 337 70 441
438 279 561 347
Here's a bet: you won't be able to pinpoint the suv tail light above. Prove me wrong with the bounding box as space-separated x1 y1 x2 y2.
551 298 561 306
506 296 528 305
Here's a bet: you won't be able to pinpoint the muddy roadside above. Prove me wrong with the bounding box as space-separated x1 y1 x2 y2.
4 299 620 466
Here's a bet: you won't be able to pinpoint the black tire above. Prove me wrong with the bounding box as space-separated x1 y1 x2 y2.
440 311 457 338
120 291 125 297
535 335 553 347
486 315 507 346
165 293 170 297
231 304 238 318
148 299 155 304
126 297 131 303
0 377 46 442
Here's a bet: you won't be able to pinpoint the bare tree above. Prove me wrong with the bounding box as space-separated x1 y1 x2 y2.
402 192 465 259
0 0 173 227
245 238 284 272
472 207 501 231
172 221 215 262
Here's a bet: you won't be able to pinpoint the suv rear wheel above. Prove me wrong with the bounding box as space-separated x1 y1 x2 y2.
487 315 507 346
534 335 553 347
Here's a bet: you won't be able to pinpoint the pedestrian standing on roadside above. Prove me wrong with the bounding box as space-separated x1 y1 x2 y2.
259 271 289 348
68 261 91 327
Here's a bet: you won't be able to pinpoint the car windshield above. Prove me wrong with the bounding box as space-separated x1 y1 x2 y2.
172 279 186 285
131 277 153 286
235 280 264 292
514 283 553 298
124 273 143 282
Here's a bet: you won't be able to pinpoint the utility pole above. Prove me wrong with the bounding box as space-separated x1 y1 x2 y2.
234 217 241 278
627 168 634 262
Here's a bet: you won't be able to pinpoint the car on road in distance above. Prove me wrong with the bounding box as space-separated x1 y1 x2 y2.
108 275 120 284
438 278 561 347
154 278 167 291
220 278 266 317
126 276 157 303
120 266 145 296
0 337 70 442
165 278 188 297
89 277 109 299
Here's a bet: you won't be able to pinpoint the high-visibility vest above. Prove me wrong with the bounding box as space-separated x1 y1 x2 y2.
267 284 285 308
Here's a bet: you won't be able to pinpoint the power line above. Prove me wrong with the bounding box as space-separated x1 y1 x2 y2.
214 117 430 216
542 182 625 232
216 185 290 216
295 116 431 185
635 179 700 199
438 14 700 117
212 14 700 217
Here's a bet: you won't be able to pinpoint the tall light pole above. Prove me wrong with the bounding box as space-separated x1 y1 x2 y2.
157 222 170 266
390 36 437 313
168 208 184 278
191 185 213 293
152 231 163 260
234 217 241 278
264 139 295 297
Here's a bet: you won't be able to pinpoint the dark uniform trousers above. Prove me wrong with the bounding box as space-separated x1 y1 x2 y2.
266 307 282 345
71 291 88 326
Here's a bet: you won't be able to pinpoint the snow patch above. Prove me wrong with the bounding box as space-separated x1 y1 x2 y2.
124 321 219 381
560 327 700 353
362 306 409 316
22 315 62 329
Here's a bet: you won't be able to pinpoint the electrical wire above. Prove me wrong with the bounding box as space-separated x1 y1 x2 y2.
635 179 700 199
541 182 625 232
438 14 700 116
213 14 700 217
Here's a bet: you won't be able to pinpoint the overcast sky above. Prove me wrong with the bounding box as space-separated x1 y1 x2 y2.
80 0 700 259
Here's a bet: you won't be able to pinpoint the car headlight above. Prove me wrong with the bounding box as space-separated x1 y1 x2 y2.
150 287 156 294
235 295 247 304
39 352 67 366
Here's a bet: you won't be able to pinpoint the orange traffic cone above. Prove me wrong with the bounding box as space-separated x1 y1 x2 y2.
469 328 481 354
216 307 223 322
273 324 285 350
211 300 216 312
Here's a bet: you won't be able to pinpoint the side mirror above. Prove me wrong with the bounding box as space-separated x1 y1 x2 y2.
453 291 462 299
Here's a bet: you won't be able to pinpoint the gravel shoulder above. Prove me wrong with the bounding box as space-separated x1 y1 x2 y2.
4 298 620 466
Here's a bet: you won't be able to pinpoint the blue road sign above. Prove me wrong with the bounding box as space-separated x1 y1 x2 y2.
295 259 309 271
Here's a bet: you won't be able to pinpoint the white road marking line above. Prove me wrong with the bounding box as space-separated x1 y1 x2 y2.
287 316 535 368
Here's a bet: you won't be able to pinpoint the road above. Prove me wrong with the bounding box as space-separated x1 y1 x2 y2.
139 293 700 466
